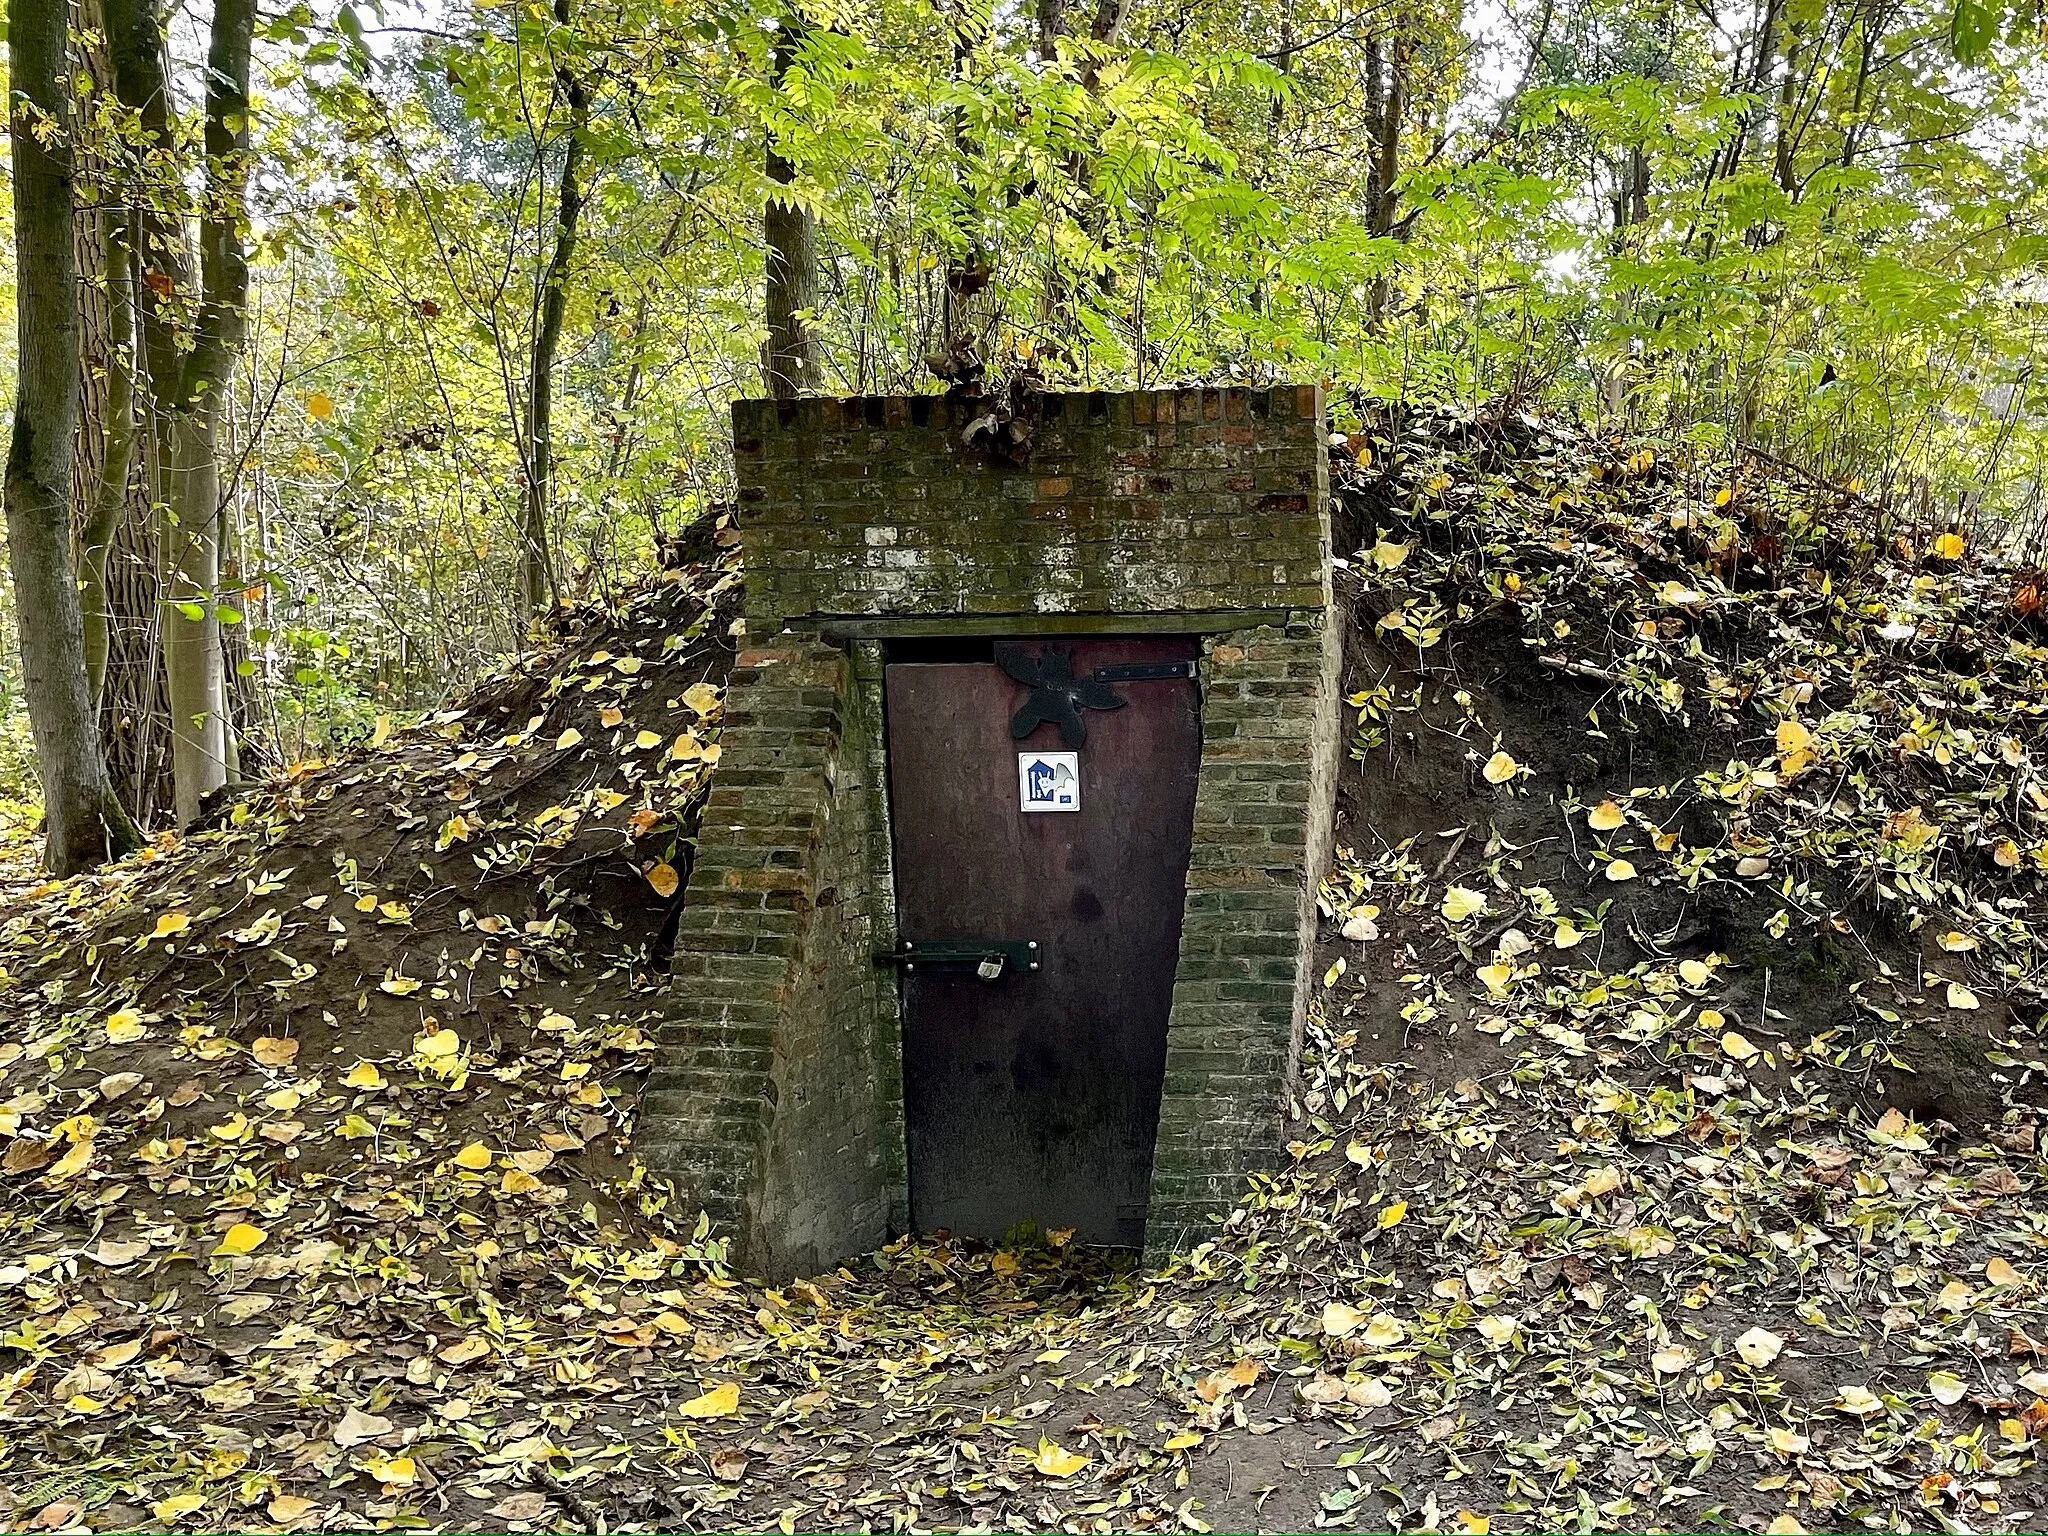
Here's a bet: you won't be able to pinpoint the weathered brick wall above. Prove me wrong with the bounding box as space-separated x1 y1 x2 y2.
648 385 1335 1276
732 387 1328 630
640 637 897 1270
1146 614 1344 1258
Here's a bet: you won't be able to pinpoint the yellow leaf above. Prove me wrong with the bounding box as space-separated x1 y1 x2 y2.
1442 886 1488 923
151 910 190 940
1995 838 2022 868
1946 982 1979 1010
647 862 680 898
370 713 392 748
1767 1426 1809 1456
1582 1166 1623 1198
1551 919 1583 949
213 1222 268 1257
555 728 583 750
415 1028 460 1059
1985 1256 2022 1286
1163 1430 1203 1451
1476 962 1514 997
380 974 422 996
676 1381 740 1419
1928 1370 1968 1405
1935 1280 1974 1311
1697 1008 1724 1029
1475 1314 1518 1345
106 1009 148 1044
670 732 703 760
452 1143 493 1171
682 682 723 716
1713 485 1733 507
1678 959 1711 986
152 1493 207 1523
1362 1314 1406 1348
1482 751 1518 785
305 390 335 419
1932 531 1965 560
1605 858 1637 882
343 1061 386 1090
354 892 379 912
1834 1384 1884 1415
1767 1517 1806 1535
499 1168 544 1195
439 1335 492 1363
1587 800 1626 831
635 730 662 750
1321 1301 1365 1337
1652 1345 1694 1374
1377 1200 1408 1229
1368 539 1412 570
599 706 624 727
1719 1031 1758 1062
269 1494 320 1522
362 1451 416 1486
1776 717 1816 775
508 1148 553 1173
1938 930 1978 952
1029 1435 1089 1478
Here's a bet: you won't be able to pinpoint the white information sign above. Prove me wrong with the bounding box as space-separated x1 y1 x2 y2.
1018 751 1080 812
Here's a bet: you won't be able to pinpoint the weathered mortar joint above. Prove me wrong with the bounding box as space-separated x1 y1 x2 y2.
653 387 1338 1277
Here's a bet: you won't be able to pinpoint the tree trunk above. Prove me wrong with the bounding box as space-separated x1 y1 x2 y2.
518 0 585 618
160 411 228 824
84 214 141 706
5 0 142 872
763 21 821 399
108 0 253 826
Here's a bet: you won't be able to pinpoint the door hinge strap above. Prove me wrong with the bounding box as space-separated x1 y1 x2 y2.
1090 660 1199 683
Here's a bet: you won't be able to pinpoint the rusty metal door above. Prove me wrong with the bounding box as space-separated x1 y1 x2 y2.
884 636 1200 1248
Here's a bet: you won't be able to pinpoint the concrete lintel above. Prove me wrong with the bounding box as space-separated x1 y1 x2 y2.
814 610 1297 641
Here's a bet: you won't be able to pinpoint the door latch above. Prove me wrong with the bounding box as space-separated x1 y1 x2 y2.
875 939 1041 976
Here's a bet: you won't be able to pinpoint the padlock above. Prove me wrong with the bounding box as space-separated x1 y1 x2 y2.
976 955 1004 980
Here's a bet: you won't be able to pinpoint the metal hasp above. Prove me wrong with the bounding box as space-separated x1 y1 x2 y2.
876 939 1041 976
995 644 1199 748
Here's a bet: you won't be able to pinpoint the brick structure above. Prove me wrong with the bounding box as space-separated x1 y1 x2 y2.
642 386 1339 1272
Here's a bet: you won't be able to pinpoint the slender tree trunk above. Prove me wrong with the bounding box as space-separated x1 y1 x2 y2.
109 0 253 826
519 0 585 617
5 0 142 871
763 21 821 399
84 214 140 706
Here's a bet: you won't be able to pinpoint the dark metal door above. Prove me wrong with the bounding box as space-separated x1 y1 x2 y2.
884 636 1200 1248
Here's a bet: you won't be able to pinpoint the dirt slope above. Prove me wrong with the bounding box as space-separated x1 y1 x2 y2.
0 417 2044 1535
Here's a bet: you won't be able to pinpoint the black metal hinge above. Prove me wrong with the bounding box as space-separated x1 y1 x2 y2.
875 939 1041 977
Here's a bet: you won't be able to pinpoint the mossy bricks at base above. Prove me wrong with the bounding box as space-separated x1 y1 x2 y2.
644 386 1339 1275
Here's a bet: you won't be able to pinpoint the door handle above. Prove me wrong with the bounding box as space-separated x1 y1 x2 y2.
875 939 1041 976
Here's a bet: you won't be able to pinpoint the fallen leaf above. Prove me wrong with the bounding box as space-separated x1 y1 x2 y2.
1322 1301 1366 1337
1834 1384 1885 1416
676 1381 740 1419
1605 858 1637 882
1029 1435 1089 1478
1442 886 1487 922
1719 1031 1759 1062
1928 1370 1968 1405
251 1036 299 1068
332 1406 395 1446
647 862 680 898
1587 800 1626 831
212 1222 267 1257
1482 750 1519 784
1377 1199 1408 1229
1735 1326 1784 1367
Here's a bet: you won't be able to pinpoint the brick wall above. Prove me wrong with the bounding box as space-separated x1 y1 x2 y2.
640 636 897 1271
647 386 1335 1276
1147 614 1343 1258
732 386 1329 630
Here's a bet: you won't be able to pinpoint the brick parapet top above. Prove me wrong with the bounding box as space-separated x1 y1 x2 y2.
731 385 1321 447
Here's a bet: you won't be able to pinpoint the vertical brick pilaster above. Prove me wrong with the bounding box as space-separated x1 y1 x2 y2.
1145 607 1342 1261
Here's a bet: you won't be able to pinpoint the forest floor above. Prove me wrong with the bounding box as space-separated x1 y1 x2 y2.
0 413 2044 1534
